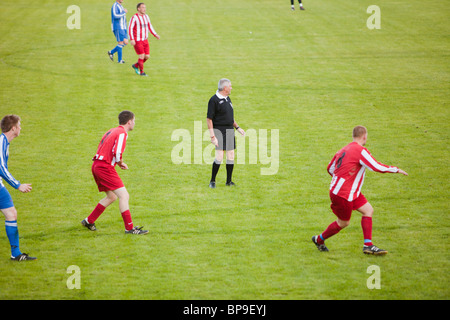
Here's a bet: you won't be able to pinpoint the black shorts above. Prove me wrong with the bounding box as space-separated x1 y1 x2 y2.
214 126 235 151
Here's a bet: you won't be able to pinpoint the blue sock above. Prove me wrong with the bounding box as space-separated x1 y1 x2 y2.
110 45 120 55
117 45 124 62
5 220 21 257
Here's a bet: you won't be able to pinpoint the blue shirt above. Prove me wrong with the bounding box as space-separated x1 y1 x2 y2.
0 133 20 189
111 1 127 31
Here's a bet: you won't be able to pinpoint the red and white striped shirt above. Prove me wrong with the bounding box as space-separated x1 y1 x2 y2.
128 13 158 41
93 126 128 167
327 142 399 201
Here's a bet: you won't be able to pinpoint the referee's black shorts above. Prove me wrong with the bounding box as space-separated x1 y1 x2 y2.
213 126 235 151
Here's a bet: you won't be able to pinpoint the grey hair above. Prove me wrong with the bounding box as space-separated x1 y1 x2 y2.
218 78 231 91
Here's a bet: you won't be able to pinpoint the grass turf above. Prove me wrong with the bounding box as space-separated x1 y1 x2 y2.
0 0 448 300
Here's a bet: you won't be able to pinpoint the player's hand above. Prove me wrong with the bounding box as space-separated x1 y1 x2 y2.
211 136 218 147
118 162 128 170
155 34 160 40
237 127 245 136
398 169 408 176
18 184 32 193
130 40 136 46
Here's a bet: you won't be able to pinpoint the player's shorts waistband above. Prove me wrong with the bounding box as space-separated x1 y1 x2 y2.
92 155 114 167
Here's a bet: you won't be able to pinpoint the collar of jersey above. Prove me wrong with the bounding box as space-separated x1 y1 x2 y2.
215 91 229 100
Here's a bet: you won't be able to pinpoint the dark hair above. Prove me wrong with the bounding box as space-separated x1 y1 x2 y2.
137 2 144 9
118 111 135 125
1 114 20 133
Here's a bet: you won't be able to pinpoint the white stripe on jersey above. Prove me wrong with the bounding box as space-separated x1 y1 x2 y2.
111 2 127 31
147 15 157 38
112 133 125 165
329 175 338 190
332 177 345 195
361 149 398 173
328 160 336 176
356 170 366 199
348 165 366 201
0 135 20 188
141 15 147 40
136 15 142 40
129 14 157 41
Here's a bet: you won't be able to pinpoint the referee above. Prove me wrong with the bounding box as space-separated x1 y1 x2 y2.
207 78 245 188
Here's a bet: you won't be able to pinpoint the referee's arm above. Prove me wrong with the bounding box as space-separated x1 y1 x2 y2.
206 118 218 146
233 120 245 136
207 97 218 146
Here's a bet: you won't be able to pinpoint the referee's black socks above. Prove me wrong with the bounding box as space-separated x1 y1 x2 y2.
211 159 221 182
211 159 234 184
226 160 234 184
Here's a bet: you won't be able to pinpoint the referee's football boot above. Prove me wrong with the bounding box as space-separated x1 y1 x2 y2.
125 226 149 235
107 51 114 61
132 64 140 75
209 181 216 188
226 181 236 187
11 253 37 261
363 244 388 255
81 218 97 231
312 235 329 252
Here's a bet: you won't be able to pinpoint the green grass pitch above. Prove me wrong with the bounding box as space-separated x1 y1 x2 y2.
0 0 448 300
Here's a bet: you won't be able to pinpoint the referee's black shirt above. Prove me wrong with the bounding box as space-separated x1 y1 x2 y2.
207 92 234 127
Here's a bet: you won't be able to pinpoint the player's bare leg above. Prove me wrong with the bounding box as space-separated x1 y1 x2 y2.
112 187 148 235
99 190 118 208
112 187 129 213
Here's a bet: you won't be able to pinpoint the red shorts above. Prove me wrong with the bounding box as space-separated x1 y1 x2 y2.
133 39 150 55
329 191 368 221
92 160 124 192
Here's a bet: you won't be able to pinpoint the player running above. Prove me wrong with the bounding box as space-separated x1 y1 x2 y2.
128 3 160 76
108 0 128 64
312 126 408 255
82 111 148 235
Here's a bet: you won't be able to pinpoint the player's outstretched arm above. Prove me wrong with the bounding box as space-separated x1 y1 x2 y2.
397 169 408 176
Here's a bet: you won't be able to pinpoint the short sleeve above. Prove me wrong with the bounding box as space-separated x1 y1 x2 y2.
207 96 216 119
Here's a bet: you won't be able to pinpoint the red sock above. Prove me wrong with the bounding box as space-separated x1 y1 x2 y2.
318 221 342 244
138 59 144 73
121 210 133 231
361 216 373 246
87 203 106 224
